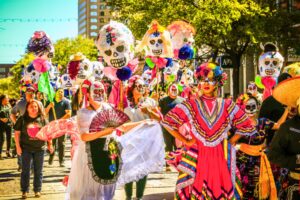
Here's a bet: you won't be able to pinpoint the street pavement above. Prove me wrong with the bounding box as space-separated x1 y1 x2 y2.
0 140 178 200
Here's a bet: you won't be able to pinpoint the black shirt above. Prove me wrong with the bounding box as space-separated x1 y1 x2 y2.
46 98 71 122
0 105 11 127
259 95 285 145
14 115 47 152
159 96 185 116
268 115 300 172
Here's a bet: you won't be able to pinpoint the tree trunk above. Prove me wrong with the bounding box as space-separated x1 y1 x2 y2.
229 54 242 98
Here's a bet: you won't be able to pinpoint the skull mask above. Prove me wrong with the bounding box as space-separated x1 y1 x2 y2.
90 81 106 102
76 58 93 85
96 21 134 69
245 98 258 116
179 68 194 86
148 32 163 56
247 82 257 96
168 84 179 98
60 74 73 89
258 52 284 79
23 64 41 85
91 61 104 81
142 70 152 85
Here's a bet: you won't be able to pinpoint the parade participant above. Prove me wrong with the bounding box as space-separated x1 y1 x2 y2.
235 93 289 200
0 94 12 159
159 83 184 171
259 72 292 146
45 88 71 167
162 62 256 199
14 100 53 199
123 76 161 200
247 81 263 103
66 81 118 200
268 77 300 200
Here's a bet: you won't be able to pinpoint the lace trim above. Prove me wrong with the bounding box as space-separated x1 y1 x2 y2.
86 138 123 185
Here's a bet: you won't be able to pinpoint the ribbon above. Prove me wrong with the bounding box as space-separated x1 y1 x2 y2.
239 143 277 200
261 76 276 100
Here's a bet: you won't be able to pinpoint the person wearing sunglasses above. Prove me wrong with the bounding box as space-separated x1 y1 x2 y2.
162 62 256 199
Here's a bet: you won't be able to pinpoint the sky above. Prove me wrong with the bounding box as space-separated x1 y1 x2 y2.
0 0 78 64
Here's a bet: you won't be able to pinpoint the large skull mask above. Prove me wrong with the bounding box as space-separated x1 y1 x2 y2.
259 52 284 78
60 74 73 89
91 61 104 81
245 98 258 116
76 58 93 84
23 64 41 85
148 32 163 57
97 21 134 69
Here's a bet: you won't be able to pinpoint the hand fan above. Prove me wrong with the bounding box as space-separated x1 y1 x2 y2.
89 108 130 132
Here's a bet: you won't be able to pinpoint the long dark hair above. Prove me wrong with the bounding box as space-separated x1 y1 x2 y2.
23 99 45 122
72 89 83 112
0 94 9 109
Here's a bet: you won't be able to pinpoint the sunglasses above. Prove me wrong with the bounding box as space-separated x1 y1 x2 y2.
135 84 145 89
93 89 104 95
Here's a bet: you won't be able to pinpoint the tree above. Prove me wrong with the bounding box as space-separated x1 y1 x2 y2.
52 35 98 72
111 0 276 97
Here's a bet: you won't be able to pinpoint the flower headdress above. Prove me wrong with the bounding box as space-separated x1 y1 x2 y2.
26 31 54 57
194 62 227 86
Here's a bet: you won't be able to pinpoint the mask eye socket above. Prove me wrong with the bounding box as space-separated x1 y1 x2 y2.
84 65 88 71
116 45 124 53
63 76 68 81
150 40 155 45
272 60 278 66
105 50 112 56
157 39 163 44
265 60 270 65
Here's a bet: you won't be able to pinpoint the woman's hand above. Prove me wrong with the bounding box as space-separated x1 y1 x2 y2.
16 146 22 156
47 144 54 154
185 138 196 146
0 118 8 123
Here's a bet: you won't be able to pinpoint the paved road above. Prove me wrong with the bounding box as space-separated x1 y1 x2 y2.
0 140 178 200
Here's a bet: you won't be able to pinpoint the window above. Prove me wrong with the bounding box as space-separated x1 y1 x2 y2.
0 68 6 73
79 21 86 28
90 32 98 37
79 7 86 16
90 0 97 2
90 25 98 29
100 5 106 9
99 18 104 23
91 11 97 16
79 14 86 21
90 5 97 9
79 27 86 34
106 5 112 9
79 1 86 9
90 18 97 23
100 11 105 16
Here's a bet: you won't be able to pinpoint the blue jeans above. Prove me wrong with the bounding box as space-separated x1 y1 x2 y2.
21 150 45 193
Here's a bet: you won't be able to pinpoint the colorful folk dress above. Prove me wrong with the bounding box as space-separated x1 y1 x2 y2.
236 118 277 200
162 96 256 200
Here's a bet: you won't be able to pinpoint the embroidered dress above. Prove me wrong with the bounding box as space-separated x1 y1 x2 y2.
162 96 255 200
66 103 117 200
236 118 277 200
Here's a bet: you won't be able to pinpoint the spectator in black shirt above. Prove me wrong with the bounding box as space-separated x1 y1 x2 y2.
0 94 12 159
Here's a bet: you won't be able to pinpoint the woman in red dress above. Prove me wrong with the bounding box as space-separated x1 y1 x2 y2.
162 62 256 200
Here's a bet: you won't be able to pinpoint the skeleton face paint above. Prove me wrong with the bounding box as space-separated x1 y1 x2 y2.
91 82 105 102
91 61 104 81
245 98 258 116
76 58 93 84
134 79 146 94
168 84 178 98
60 74 73 89
258 52 284 79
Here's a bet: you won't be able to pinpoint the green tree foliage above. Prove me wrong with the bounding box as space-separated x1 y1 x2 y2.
111 0 298 96
52 35 98 72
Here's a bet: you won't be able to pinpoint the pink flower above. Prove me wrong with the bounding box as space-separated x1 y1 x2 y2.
33 31 45 39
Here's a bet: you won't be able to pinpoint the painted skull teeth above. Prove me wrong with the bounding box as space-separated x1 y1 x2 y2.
265 69 275 76
152 49 162 56
111 57 126 68
66 82 72 88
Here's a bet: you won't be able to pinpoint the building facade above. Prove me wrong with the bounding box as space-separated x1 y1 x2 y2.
0 64 13 78
78 0 112 39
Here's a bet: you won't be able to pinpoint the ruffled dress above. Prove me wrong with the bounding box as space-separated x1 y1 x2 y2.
162 96 256 200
